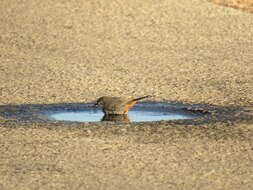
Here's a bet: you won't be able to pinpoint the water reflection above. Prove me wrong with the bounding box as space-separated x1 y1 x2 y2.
102 114 130 122
48 107 197 122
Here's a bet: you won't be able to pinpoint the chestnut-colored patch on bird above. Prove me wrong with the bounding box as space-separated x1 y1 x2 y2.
124 100 137 113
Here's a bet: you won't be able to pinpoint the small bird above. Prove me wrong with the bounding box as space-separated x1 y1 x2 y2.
95 95 152 115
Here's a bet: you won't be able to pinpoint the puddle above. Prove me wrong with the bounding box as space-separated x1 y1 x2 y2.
45 103 199 122
0 102 250 124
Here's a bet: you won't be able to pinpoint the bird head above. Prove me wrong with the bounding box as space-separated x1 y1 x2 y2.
94 97 105 107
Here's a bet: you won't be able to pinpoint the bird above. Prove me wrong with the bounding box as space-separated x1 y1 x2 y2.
95 95 152 115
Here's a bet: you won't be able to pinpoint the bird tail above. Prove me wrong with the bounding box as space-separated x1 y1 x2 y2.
132 95 153 102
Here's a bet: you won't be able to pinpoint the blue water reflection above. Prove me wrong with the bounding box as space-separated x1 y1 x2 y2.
48 108 196 122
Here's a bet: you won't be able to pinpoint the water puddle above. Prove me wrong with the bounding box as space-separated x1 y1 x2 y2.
45 103 199 122
0 102 250 124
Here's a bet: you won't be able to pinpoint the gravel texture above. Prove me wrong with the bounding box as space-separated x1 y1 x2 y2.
0 0 252 189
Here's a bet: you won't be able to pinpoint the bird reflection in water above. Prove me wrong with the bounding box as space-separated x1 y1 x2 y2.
101 114 130 122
